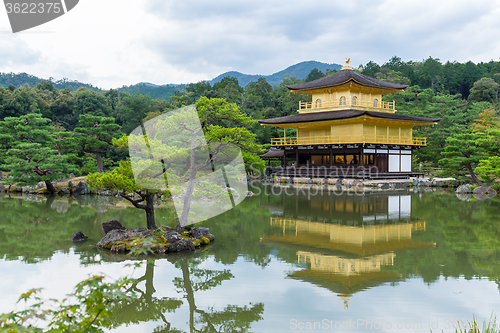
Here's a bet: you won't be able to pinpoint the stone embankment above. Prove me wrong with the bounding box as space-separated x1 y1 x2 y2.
266 176 458 190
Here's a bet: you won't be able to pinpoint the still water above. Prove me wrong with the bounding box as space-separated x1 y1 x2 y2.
0 185 499 332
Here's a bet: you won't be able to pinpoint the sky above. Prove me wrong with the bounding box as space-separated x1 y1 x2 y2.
1 0 500 90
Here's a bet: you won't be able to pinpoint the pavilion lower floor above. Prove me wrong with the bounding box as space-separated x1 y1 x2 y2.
261 144 420 179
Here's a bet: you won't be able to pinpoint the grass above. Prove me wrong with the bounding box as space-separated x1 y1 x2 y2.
438 316 498 333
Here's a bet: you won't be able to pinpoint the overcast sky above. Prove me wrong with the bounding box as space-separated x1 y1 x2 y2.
1 0 500 89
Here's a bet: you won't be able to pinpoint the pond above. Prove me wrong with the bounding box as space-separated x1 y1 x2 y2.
0 184 499 332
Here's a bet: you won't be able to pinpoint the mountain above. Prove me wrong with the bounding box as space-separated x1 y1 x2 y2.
209 61 342 87
0 72 102 92
0 60 341 100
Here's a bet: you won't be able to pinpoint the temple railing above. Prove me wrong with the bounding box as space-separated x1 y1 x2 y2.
299 99 396 113
270 135 427 146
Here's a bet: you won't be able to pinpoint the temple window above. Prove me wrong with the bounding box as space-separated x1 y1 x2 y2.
352 96 357 106
315 99 322 108
340 96 346 106
373 98 379 107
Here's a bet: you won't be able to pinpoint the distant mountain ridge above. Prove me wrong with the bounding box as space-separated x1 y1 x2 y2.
209 61 342 87
0 72 102 92
0 61 341 99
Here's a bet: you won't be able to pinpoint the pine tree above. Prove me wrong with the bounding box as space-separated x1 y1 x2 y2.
0 113 78 193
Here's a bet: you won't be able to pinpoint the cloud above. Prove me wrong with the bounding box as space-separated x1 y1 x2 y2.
0 36 42 69
1 0 500 88
141 0 500 81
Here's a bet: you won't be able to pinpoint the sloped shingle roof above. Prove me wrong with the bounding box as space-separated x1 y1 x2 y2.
258 110 440 125
287 69 408 91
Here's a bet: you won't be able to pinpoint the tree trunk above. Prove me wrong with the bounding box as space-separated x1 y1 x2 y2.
467 162 484 185
144 261 155 303
45 180 56 194
96 152 104 173
179 259 196 333
145 192 157 230
44 194 56 209
176 175 195 232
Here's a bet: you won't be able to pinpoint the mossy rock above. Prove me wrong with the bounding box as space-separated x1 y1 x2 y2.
97 225 215 255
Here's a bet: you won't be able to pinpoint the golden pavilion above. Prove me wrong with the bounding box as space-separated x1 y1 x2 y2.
259 60 440 178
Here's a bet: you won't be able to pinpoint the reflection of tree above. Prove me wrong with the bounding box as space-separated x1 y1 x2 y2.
0 197 96 263
104 255 264 333
107 260 183 332
203 193 273 267
172 256 264 333
389 192 500 287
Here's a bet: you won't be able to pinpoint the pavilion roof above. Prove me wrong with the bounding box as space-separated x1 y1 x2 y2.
287 69 408 92
258 109 441 125
260 149 284 159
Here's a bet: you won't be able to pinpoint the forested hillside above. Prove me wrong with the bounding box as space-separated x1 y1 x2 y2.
0 72 102 92
0 60 342 100
116 83 185 100
1 56 500 187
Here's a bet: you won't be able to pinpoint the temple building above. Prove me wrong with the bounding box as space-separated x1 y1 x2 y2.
259 60 441 178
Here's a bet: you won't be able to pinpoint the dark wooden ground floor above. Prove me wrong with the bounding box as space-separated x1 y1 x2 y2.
265 166 422 179
261 145 419 179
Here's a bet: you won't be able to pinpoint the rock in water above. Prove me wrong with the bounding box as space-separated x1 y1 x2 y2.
190 227 214 240
102 220 126 235
73 181 90 196
455 184 472 194
71 231 88 242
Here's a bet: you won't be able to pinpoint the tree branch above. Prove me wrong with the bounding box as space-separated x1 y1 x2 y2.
120 192 147 209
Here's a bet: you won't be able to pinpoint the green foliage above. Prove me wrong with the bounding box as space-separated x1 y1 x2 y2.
87 160 138 193
444 315 499 333
116 83 181 101
305 68 325 82
0 114 78 189
0 275 137 332
469 78 500 103
476 156 500 183
74 114 122 173
242 151 265 175
439 132 485 183
73 88 110 118
114 92 153 134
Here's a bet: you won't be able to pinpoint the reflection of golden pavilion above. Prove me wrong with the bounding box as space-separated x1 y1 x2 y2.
268 217 431 256
293 251 401 309
297 251 394 276
262 191 435 308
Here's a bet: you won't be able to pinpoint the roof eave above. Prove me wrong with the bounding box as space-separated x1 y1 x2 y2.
287 78 408 94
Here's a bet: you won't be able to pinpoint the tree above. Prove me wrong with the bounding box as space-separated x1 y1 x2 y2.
305 68 325 82
0 113 78 193
114 92 153 134
74 114 122 173
375 69 411 85
468 77 499 103
439 132 485 184
89 97 262 231
475 156 500 183
471 108 499 132
73 87 111 118
359 61 381 78
186 80 212 101
87 160 162 230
